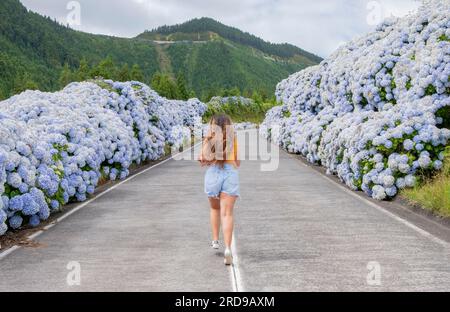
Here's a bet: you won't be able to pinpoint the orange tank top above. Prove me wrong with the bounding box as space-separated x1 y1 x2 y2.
225 136 239 165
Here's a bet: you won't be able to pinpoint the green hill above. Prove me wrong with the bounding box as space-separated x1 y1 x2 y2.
137 18 322 98
0 0 159 99
0 0 321 100
139 17 322 62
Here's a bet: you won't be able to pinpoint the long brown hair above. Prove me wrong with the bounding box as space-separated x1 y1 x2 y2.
203 114 236 167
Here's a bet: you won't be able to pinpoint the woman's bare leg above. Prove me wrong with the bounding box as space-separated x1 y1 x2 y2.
209 198 221 241
220 193 237 249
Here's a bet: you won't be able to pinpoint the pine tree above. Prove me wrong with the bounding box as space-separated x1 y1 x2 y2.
59 63 74 87
77 58 91 81
188 90 197 99
97 56 116 79
159 75 176 99
176 72 189 100
220 88 230 97
229 87 241 97
24 76 39 90
118 64 131 81
14 72 39 94
151 72 179 99
130 64 144 82
251 90 263 104
151 72 162 91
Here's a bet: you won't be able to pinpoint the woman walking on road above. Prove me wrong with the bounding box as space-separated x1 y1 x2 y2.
199 114 240 265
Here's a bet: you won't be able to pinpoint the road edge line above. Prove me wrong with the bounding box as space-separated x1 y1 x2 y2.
230 233 245 292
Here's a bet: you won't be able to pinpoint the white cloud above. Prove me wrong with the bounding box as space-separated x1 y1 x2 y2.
19 0 420 57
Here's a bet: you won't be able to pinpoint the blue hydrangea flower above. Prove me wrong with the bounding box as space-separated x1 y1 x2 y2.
8 196 23 212
1 196 9 210
9 215 23 230
433 160 443 170
50 200 60 210
385 186 398 197
21 193 40 216
403 139 414 151
29 215 40 227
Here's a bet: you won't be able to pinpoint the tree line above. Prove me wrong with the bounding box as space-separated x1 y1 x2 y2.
57 56 195 100
1 55 273 103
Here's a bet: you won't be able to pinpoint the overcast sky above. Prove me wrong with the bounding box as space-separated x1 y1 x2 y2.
20 0 421 57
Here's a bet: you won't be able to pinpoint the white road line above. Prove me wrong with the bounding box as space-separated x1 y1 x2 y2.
230 233 245 292
292 154 450 249
27 231 44 241
0 245 20 261
43 223 56 231
0 144 200 260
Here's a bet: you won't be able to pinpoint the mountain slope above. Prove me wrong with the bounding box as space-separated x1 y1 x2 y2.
0 0 321 100
0 0 159 98
137 18 322 98
138 17 322 62
159 39 306 98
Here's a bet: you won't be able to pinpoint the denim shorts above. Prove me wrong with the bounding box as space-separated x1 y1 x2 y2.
204 164 240 198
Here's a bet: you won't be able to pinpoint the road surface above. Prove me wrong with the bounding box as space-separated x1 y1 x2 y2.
1 130 450 291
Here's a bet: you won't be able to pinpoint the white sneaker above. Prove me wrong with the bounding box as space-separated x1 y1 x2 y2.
211 240 220 249
224 248 233 265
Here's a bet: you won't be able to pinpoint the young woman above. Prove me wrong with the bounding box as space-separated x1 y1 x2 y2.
199 114 240 265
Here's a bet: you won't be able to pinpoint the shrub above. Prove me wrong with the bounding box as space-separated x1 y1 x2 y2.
0 80 206 234
261 0 450 200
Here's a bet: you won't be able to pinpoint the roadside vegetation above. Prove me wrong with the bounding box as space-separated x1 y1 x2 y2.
402 147 450 217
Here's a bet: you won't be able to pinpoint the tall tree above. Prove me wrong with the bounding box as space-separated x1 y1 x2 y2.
14 72 39 94
96 56 116 79
229 87 241 97
130 64 144 82
118 64 131 81
176 72 189 100
251 90 263 105
59 63 74 87
151 72 162 89
151 72 178 99
188 90 197 99
77 58 91 81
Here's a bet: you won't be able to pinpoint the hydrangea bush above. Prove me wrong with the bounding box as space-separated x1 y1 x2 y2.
208 96 255 108
0 80 206 235
234 122 258 130
261 0 450 200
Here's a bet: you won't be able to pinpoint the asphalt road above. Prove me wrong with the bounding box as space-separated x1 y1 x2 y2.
0 130 449 291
